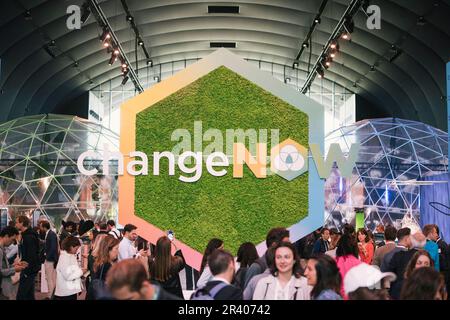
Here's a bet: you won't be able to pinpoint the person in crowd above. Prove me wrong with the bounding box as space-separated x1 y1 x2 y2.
59 221 75 244
0 227 28 300
344 263 395 300
107 220 121 240
234 242 258 290
192 249 242 300
304 253 342 300
106 259 181 300
435 225 450 297
253 242 311 300
386 230 420 299
38 220 59 299
54 236 83 300
357 228 374 264
93 235 120 283
423 224 440 271
342 223 355 236
312 228 330 254
296 228 321 262
149 236 186 299
372 225 397 268
243 227 290 289
86 233 107 299
97 222 109 236
325 229 341 259
5 235 19 266
118 224 140 261
335 233 361 299
400 267 447 300
197 238 224 288
15 215 40 300
410 230 427 249
374 224 385 247
404 249 434 279
380 227 411 272
243 247 276 300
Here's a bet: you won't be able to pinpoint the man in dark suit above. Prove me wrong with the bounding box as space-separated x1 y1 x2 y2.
39 220 59 299
436 226 449 297
312 227 330 254
196 249 242 300
15 215 40 300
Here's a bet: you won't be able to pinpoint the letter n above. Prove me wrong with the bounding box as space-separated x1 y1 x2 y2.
233 143 266 178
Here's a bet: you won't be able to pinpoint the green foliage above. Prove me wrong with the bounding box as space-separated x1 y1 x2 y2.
135 66 309 255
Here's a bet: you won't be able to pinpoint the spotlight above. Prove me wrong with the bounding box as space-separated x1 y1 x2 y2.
284 78 291 83
293 62 299 69
138 38 144 46
342 32 350 40
154 76 160 82
24 10 32 20
122 76 129 85
325 59 332 67
352 82 357 88
316 67 324 79
146 59 153 66
100 28 111 42
330 52 336 58
370 65 375 72
108 53 118 65
330 41 337 49
103 41 110 48
302 42 309 48
122 63 127 69
113 48 120 55
126 15 133 22
80 2 91 24
417 16 426 26
314 17 321 24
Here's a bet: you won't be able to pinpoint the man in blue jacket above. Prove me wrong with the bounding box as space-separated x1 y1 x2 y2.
423 224 440 271
39 220 59 299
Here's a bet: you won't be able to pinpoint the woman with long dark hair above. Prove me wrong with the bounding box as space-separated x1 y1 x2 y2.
253 242 311 300
149 236 185 299
304 253 342 300
197 238 224 288
234 242 259 289
357 228 374 264
404 249 434 279
335 232 361 299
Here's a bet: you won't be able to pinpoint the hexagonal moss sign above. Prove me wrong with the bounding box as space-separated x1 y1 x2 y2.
119 49 324 270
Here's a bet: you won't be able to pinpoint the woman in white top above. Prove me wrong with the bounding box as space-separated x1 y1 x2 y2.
55 236 83 300
253 242 312 300
196 238 224 288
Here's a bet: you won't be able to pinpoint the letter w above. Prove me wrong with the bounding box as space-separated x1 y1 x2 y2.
310 143 359 178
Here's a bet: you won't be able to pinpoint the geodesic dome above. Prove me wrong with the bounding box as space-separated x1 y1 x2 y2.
324 118 448 231
0 114 119 227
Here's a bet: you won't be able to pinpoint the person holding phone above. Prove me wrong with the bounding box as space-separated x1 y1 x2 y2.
148 233 186 299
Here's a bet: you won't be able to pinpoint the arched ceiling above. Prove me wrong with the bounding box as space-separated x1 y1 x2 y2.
0 0 449 130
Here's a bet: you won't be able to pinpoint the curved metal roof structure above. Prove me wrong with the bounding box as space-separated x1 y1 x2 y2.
0 0 449 130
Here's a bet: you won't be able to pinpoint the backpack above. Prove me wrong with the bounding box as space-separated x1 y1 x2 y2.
191 282 228 300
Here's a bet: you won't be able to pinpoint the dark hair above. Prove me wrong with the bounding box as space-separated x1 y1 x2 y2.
384 225 397 241
0 226 19 238
423 224 437 237
107 220 115 227
435 225 440 236
400 267 445 300
16 215 30 228
123 224 137 234
266 227 289 248
270 242 302 278
357 228 369 243
396 227 411 242
348 287 389 300
329 228 341 236
107 259 148 293
151 236 180 282
236 242 259 268
265 246 277 269
336 233 359 258
200 238 224 274
39 221 51 230
99 222 108 231
321 228 329 235
94 235 120 272
208 249 234 276
309 253 342 299
61 236 81 252
341 223 355 235
404 250 434 279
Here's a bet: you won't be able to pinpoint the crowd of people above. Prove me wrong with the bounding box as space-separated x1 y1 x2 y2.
0 215 449 301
